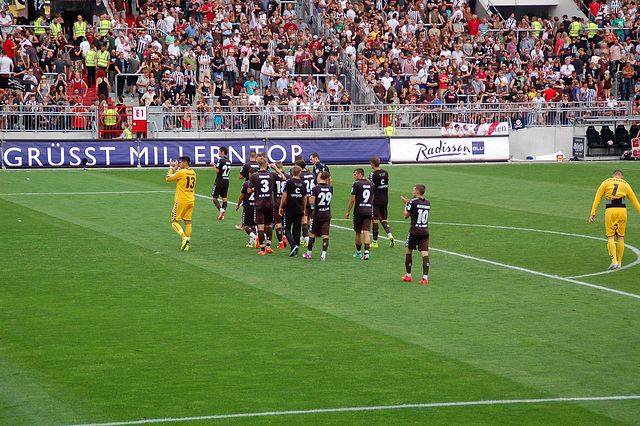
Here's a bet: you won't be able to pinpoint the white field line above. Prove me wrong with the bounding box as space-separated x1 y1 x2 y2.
0 191 174 196
331 219 640 278
61 395 640 426
5 191 637 298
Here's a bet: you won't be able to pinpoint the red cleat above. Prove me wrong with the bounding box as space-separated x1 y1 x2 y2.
419 279 429 285
218 210 225 220
282 237 288 247
257 250 267 255
402 274 412 282
265 247 275 253
277 242 286 249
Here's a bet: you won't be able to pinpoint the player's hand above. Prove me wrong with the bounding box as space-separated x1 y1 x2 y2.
345 211 350 218
210 161 215 166
589 215 596 224
401 195 410 204
235 204 240 211
279 207 284 216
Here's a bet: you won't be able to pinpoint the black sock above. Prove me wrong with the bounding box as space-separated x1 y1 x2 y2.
372 222 379 241
308 236 315 251
258 230 265 247
275 227 283 242
406 253 412 274
266 227 273 246
302 223 309 238
322 238 328 252
356 244 362 252
222 201 227 210
382 221 391 234
213 198 221 210
423 255 430 276
364 243 370 252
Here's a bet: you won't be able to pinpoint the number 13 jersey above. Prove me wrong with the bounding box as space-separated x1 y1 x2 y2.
166 168 197 204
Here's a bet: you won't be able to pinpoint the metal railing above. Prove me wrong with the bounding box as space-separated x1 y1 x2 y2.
0 101 635 136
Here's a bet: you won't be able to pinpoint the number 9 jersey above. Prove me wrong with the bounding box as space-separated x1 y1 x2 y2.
166 168 197 204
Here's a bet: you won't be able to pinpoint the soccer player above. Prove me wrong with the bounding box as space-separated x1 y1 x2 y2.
273 160 289 249
589 170 640 270
236 167 258 247
210 146 231 220
299 160 316 247
166 156 196 251
401 184 430 284
345 168 375 260
248 157 286 255
279 165 307 257
303 171 333 261
369 156 395 248
236 150 259 230
309 152 329 179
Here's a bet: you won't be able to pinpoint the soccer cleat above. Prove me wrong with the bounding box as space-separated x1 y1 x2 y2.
180 237 190 251
255 239 260 249
607 262 621 270
419 279 429 284
302 252 312 259
363 253 370 260
353 253 362 259
257 250 267 255
265 247 275 253
245 241 254 248
389 235 395 248
277 242 286 249
283 237 288 246
320 255 326 261
402 274 412 282
300 240 308 248
289 246 299 257
371 241 379 248
184 243 190 251
218 209 225 220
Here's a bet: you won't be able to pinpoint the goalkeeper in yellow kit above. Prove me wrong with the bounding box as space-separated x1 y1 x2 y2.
590 170 640 270
166 156 196 251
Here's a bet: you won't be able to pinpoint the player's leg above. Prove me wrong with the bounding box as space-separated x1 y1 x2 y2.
403 247 413 281
615 210 627 267
264 209 274 252
171 202 190 250
605 209 621 268
362 217 371 260
212 185 222 210
243 209 256 247
381 204 394 247
255 210 267 254
219 194 228 220
320 221 330 261
418 234 430 283
371 218 379 248
304 217 318 259
301 213 310 247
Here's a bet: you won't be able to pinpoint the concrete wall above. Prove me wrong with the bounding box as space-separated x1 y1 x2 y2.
508 126 574 160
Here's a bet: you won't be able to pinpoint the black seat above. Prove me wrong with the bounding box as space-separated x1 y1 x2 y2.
600 125 616 154
615 125 631 150
630 123 639 139
586 126 603 155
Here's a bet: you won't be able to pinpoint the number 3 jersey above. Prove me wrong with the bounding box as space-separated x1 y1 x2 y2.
166 168 196 204
406 197 430 235
351 179 375 217
311 183 333 221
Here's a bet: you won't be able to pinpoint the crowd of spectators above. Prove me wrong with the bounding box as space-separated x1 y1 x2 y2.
0 0 638 133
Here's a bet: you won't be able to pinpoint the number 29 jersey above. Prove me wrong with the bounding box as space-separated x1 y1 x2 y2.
312 183 333 221
166 168 196 204
406 197 430 235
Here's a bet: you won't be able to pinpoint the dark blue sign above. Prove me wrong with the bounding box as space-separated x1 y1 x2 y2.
269 138 389 163
139 140 265 165
471 141 485 155
3 141 138 167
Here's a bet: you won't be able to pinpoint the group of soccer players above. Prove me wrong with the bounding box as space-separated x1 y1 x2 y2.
166 151 432 284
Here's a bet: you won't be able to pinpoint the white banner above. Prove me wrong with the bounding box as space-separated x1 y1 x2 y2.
391 136 510 162
444 121 509 137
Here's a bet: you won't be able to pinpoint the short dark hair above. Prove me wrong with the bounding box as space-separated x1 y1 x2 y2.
354 168 365 177
294 154 304 162
415 184 426 196
291 165 302 176
179 156 191 164
320 171 331 181
219 146 228 155
310 152 320 159
295 159 306 169
370 156 381 167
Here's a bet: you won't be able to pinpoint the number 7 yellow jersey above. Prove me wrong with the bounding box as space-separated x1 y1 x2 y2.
166 168 197 204
590 177 640 215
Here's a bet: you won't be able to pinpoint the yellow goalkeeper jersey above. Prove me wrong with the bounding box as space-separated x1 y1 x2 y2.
166 167 197 204
591 177 640 215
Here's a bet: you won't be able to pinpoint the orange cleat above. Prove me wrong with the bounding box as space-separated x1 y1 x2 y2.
402 274 412 282
265 247 275 253
257 250 267 255
419 279 429 285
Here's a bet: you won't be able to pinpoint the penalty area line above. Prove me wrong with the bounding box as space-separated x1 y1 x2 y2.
329 223 640 301
0 190 174 196
61 395 640 425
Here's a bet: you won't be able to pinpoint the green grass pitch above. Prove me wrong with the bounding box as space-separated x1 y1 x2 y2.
1 162 640 425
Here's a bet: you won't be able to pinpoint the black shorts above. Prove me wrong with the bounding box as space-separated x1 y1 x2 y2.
242 207 255 227
273 197 282 223
212 184 229 198
254 207 273 226
353 214 372 233
310 217 331 236
405 232 429 252
373 204 388 221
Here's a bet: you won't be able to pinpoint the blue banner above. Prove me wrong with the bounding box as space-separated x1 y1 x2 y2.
2 138 388 167
268 138 389 163
2 141 138 167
